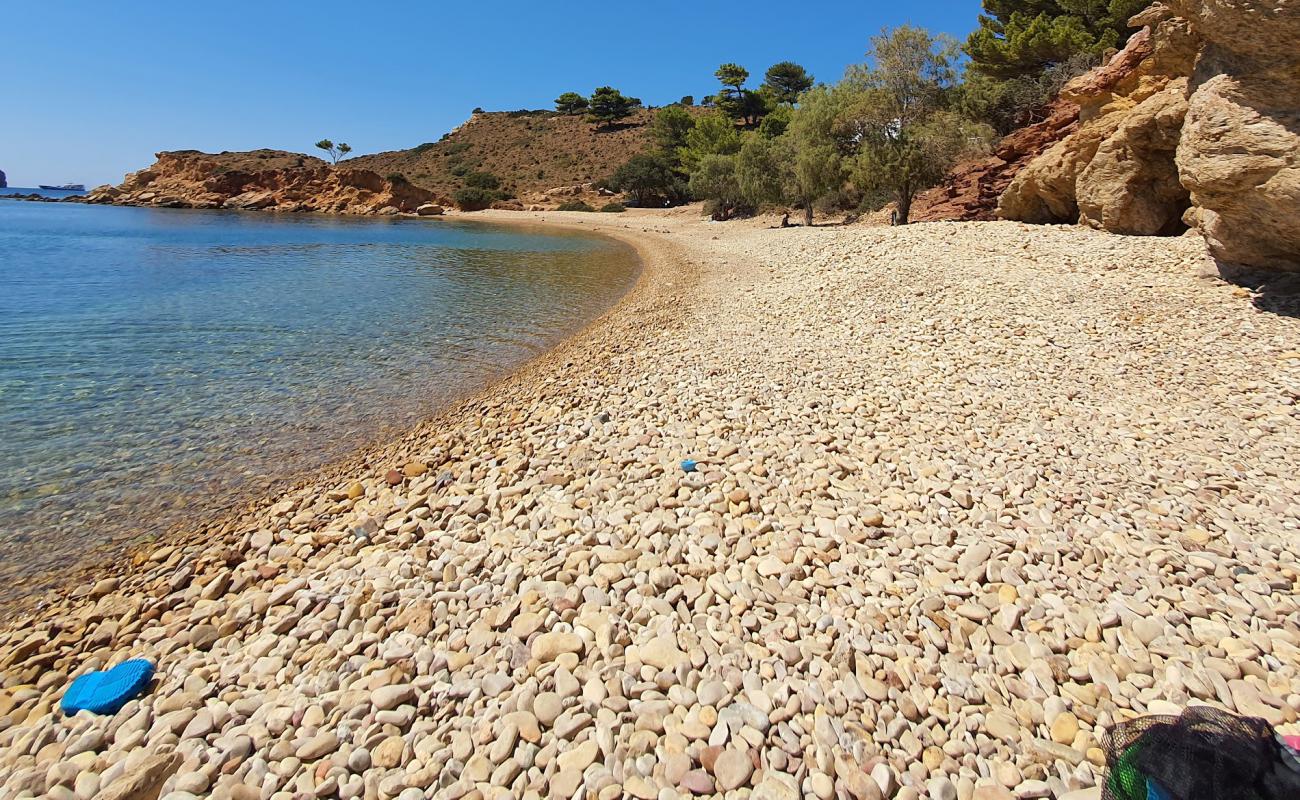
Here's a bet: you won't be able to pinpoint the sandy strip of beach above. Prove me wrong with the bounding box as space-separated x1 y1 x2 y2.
2 208 1298 800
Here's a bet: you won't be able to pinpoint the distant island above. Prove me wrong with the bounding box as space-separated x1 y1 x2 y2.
0 169 6 188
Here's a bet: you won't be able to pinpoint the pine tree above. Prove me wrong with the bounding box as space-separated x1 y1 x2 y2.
965 0 1147 79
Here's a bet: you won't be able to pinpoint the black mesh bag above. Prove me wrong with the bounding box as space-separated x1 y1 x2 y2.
1101 706 1300 800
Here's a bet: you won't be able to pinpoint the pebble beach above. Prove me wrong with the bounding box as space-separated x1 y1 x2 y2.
2 209 1298 800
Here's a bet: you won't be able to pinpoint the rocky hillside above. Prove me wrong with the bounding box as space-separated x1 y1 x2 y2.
84 108 674 214
83 150 434 215
348 108 667 205
998 0 1300 272
910 97 1081 223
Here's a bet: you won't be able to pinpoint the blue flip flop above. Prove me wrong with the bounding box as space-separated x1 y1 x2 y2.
60 658 155 716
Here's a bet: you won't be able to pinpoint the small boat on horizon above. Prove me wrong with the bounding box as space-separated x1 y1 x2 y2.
39 183 86 191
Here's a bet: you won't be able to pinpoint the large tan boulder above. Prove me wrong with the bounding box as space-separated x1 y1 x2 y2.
1171 0 1300 269
999 0 1300 271
998 111 1124 224
993 0 1300 271
998 11 1199 228
1077 78 1190 234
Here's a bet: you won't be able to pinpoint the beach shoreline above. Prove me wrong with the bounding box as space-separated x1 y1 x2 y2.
3 209 1298 800
0 208 670 613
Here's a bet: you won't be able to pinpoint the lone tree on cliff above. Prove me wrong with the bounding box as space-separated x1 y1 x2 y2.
555 92 589 115
587 87 640 130
314 140 351 164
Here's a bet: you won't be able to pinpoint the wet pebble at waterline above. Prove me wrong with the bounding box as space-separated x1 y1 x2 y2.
0 202 636 599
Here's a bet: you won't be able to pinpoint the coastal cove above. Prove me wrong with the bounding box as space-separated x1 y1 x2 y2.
0 201 639 601
1 206 1298 799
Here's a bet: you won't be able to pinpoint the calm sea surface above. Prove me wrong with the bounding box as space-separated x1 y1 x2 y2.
0 200 637 598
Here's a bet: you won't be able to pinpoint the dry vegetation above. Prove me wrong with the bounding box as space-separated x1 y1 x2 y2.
348 109 678 200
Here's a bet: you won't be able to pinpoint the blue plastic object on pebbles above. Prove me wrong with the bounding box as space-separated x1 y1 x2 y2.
60 659 155 716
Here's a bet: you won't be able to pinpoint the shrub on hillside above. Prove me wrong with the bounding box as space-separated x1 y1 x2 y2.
599 202 626 212
556 200 595 212
454 187 498 211
607 153 689 207
463 171 501 190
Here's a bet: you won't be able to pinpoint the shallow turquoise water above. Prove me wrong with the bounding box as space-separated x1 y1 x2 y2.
0 201 636 595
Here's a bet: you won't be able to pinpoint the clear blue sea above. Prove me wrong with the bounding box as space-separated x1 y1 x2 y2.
0 200 636 597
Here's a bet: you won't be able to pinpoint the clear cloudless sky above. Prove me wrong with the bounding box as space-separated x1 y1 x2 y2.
2 0 984 188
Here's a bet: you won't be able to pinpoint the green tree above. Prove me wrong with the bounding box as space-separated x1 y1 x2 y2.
845 27 994 223
555 92 589 115
715 63 749 95
761 62 814 105
735 135 790 208
314 139 348 164
463 171 501 190
453 187 498 211
649 106 696 158
587 87 641 129
965 0 1145 80
956 51 1100 133
757 104 792 139
688 154 747 220
714 63 767 125
677 111 741 174
783 85 849 226
607 153 689 207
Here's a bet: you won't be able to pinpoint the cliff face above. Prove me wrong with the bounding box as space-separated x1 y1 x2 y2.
998 0 1300 271
1172 0 1300 271
84 150 435 215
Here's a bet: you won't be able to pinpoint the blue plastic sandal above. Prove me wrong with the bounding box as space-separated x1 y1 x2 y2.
60 658 155 716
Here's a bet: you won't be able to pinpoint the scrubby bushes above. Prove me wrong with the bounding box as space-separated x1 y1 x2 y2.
599 202 626 213
463 171 501 190
607 153 688 208
556 200 595 212
453 188 498 211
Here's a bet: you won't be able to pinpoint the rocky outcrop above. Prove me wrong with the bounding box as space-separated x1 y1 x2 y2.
1172 0 1300 270
910 99 1080 222
84 150 437 215
999 13 1200 233
999 0 1300 271
0 169 6 188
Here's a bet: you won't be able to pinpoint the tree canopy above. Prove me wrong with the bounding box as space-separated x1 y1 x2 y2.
677 111 742 174
555 92 588 115
314 139 350 164
761 62 814 105
586 87 641 129
714 64 749 93
649 106 696 157
965 0 1146 79
844 26 994 223
608 153 689 207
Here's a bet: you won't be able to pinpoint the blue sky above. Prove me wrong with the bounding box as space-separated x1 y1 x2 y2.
2 0 983 188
